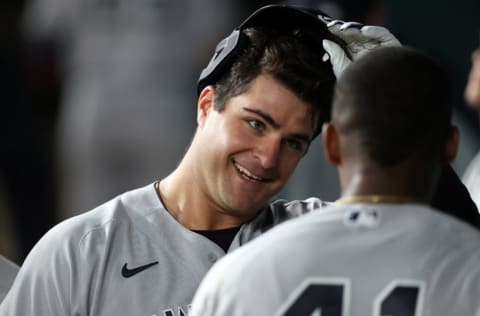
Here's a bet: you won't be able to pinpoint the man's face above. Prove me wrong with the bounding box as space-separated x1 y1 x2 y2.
195 73 315 220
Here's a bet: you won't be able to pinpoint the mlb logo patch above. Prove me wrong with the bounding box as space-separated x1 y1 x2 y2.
344 207 380 228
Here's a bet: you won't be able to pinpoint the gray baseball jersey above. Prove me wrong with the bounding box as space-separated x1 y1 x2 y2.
0 183 326 316
0 255 18 303
190 203 480 316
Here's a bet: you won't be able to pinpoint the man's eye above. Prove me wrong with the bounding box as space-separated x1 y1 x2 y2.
285 139 305 153
247 119 264 131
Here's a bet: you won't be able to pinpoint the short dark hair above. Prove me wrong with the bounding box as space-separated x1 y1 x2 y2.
213 26 336 138
333 46 452 166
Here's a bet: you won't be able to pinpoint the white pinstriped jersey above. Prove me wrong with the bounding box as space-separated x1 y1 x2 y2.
190 203 480 316
0 255 18 303
0 183 326 316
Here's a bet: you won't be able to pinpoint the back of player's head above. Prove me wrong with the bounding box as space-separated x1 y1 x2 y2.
332 46 452 166
197 5 346 138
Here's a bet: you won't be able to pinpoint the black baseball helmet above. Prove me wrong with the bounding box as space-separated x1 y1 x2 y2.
196 4 347 96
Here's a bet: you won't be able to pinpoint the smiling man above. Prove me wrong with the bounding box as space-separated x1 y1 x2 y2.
163 73 317 229
189 45 480 316
1 3 461 315
0 5 347 316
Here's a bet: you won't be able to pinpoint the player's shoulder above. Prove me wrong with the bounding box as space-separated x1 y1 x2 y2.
424 204 480 247
377 204 480 268
4 183 164 309
34 183 159 254
410 204 480 235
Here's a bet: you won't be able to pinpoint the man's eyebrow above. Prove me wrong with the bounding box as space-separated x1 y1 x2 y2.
243 107 311 143
243 107 279 128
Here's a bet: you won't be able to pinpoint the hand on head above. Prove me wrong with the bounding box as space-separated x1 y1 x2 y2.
319 17 401 78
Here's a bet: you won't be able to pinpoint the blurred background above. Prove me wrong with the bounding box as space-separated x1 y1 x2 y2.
1 0 479 265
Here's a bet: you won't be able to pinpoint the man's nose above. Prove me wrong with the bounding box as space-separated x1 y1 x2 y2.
255 137 281 169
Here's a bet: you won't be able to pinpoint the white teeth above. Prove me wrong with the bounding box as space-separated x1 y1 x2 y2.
233 162 263 181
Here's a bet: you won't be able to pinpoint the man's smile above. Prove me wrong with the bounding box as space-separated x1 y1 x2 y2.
232 160 272 182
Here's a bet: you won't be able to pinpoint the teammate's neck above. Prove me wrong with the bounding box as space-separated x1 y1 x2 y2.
335 194 425 205
338 161 435 205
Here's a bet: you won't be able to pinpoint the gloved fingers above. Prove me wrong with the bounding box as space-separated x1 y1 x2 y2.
326 19 345 28
339 21 363 31
317 14 333 24
327 22 365 43
322 39 351 78
327 25 401 57
325 20 343 37
360 26 402 46
325 21 401 48
325 19 363 31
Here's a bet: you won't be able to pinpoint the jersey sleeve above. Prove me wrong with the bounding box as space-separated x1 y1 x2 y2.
0 222 82 315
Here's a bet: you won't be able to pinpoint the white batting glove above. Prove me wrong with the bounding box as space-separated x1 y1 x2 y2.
320 18 401 78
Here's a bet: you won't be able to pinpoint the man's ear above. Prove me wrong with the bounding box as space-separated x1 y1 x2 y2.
322 122 341 165
197 86 215 127
443 125 459 164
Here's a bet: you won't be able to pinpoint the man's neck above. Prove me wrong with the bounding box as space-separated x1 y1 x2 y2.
157 168 252 230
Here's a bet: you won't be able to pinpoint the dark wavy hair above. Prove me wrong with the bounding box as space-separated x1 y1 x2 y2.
213 26 337 139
